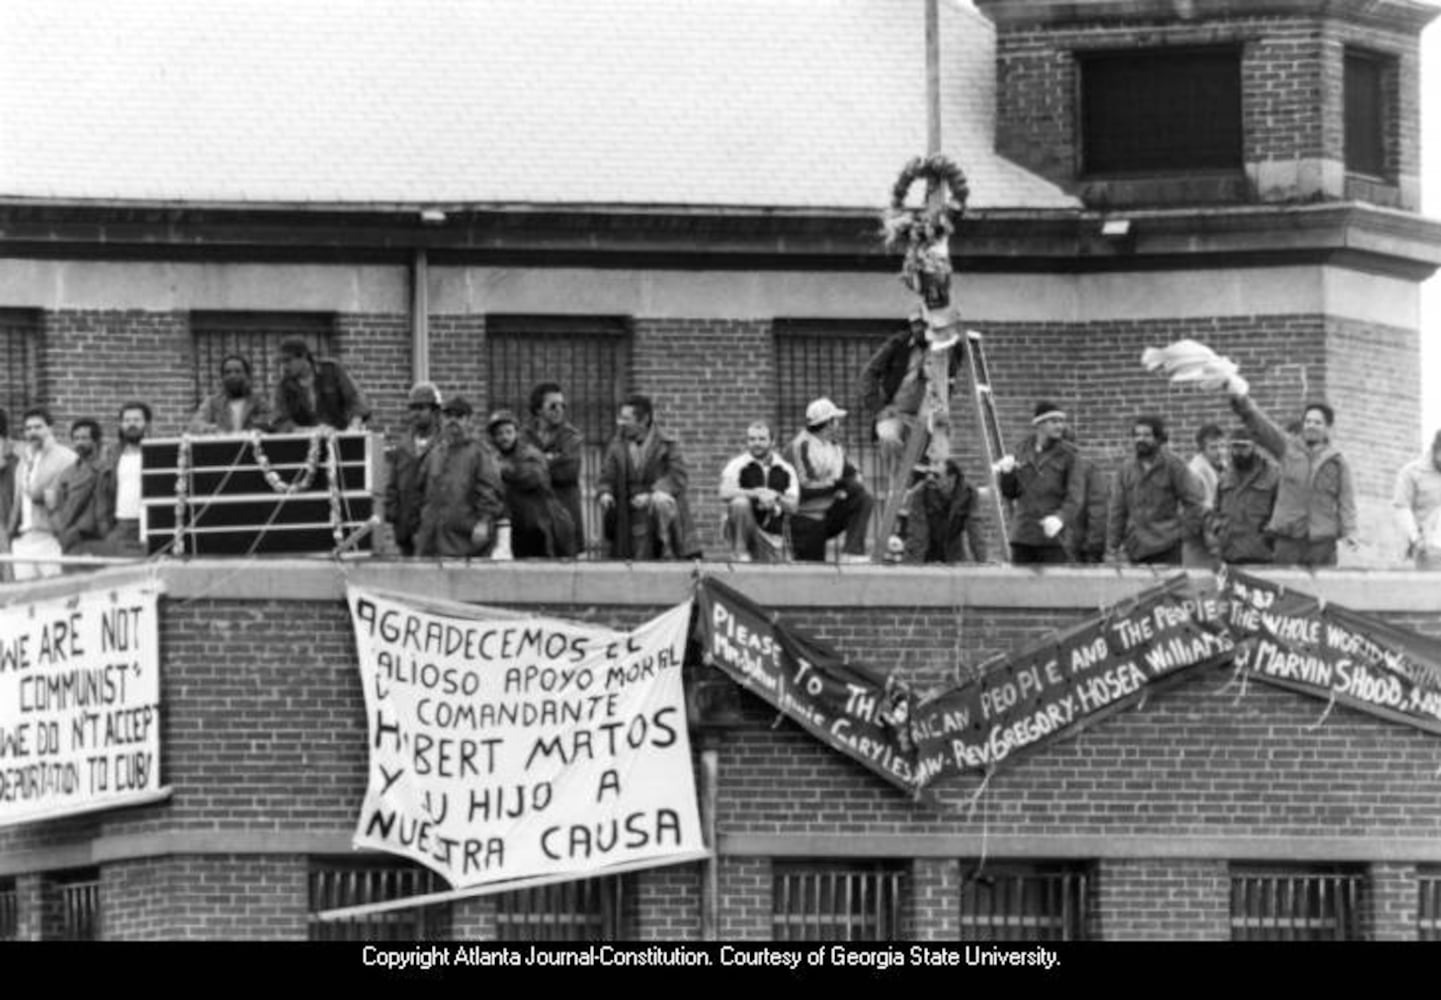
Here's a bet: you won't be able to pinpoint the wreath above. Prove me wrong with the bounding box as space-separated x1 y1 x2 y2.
881 155 969 306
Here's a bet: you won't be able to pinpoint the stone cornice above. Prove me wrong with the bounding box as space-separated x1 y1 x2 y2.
973 0 1440 33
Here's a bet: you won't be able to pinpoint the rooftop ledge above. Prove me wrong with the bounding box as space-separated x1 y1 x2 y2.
7 560 1439 614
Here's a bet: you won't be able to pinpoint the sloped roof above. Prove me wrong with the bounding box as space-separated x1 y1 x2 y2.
0 0 1077 211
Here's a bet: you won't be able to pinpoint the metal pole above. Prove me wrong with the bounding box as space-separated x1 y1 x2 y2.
925 0 942 157
411 248 430 384
701 748 720 940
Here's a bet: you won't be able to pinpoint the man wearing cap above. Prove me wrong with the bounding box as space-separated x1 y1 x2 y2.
785 398 873 563
271 338 371 433
188 354 272 434
719 421 799 563
414 396 505 559
995 402 1083 565
385 382 443 557
1209 426 1279 565
1222 377 1356 567
1105 415 1207 566
487 409 577 559
596 394 699 560
859 314 962 483
524 382 586 555
1392 428 1441 569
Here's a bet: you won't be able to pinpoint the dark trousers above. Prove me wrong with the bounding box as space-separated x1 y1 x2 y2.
1272 537 1337 568
1010 543 1068 565
791 488 873 562
1134 542 1183 566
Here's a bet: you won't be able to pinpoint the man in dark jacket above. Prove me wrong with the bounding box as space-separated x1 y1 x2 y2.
859 314 963 482
523 381 586 556
996 401 1084 565
1224 377 1356 567
1106 415 1207 566
894 459 986 564
55 418 107 556
1209 427 1279 565
188 354 273 434
385 382 442 556
488 409 577 558
0 409 17 580
271 338 371 432
413 396 505 558
596 394 700 560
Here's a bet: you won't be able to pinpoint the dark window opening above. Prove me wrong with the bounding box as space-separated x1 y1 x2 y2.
1080 48 1242 175
307 858 448 941
0 309 44 424
190 312 336 410
1229 864 1364 941
959 862 1090 941
493 875 629 941
1344 50 1391 178
772 860 906 941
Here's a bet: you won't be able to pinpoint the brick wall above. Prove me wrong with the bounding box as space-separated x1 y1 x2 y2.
1092 859 1230 941
104 854 308 941
984 6 1422 207
335 313 411 441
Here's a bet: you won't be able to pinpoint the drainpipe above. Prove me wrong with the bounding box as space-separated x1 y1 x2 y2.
701 748 720 940
411 248 429 384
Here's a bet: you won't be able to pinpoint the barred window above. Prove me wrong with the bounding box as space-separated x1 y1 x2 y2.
1418 868 1441 941
308 858 448 941
772 861 906 941
1229 865 1364 941
493 876 628 941
49 868 101 941
1080 47 1242 175
190 312 336 409
959 862 1089 941
0 876 17 941
485 315 631 555
1344 50 1394 179
0 309 44 426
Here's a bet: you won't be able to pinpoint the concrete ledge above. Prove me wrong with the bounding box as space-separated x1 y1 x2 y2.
4 560 1439 612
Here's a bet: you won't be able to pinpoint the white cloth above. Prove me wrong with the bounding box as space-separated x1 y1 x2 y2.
1188 453 1220 508
115 449 143 520
1141 339 1239 391
12 530 61 581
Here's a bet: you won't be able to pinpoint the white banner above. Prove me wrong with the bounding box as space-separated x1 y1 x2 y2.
0 581 163 827
347 587 703 889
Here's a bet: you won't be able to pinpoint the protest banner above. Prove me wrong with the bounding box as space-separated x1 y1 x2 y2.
347 587 705 890
0 580 163 827
912 574 1234 786
695 577 918 793
1222 568 1441 735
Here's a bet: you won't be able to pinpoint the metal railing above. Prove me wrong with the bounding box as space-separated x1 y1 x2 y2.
959 865 1089 941
308 862 446 941
494 876 626 942
1418 872 1441 941
1229 868 1363 941
0 880 17 941
58 876 101 941
191 311 336 411
772 863 905 942
0 308 43 422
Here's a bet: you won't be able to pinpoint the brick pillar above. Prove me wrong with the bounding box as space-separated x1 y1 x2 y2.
1365 862 1416 941
631 863 702 941
718 857 771 940
450 896 498 941
905 858 959 940
15 873 43 941
1092 858 1229 941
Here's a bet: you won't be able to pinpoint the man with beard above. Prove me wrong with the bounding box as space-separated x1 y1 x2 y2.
385 382 443 556
1210 427 1278 565
188 354 272 434
892 458 986 564
596 394 699 560
995 402 1083 565
414 396 505 559
55 418 107 557
524 382 586 556
270 338 370 432
487 409 577 558
1392 428 1441 569
8 407 76 580
719 420 799 563
1105 415 1206 566
94 401 152 558
1224 377 1357 567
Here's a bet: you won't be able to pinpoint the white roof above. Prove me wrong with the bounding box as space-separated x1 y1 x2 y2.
0 0 1077 211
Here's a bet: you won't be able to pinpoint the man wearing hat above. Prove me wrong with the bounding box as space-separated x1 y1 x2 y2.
785 397 872 563
1209 425 1279 565
487 409 577 558
596 394 699 560
270 337 371 432
413 395 505 559
994 401 1083 565
385 381 442 556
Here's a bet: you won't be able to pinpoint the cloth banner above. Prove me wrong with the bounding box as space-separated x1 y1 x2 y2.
1222 568 1441 735
911 574 1234 786
0 579 163 827
695 577 918 793
347 586 704 889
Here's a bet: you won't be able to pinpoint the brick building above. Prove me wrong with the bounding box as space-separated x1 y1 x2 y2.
2 0 1441 942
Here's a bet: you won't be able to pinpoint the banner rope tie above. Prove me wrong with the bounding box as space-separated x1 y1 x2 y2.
1307 684 1338 731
